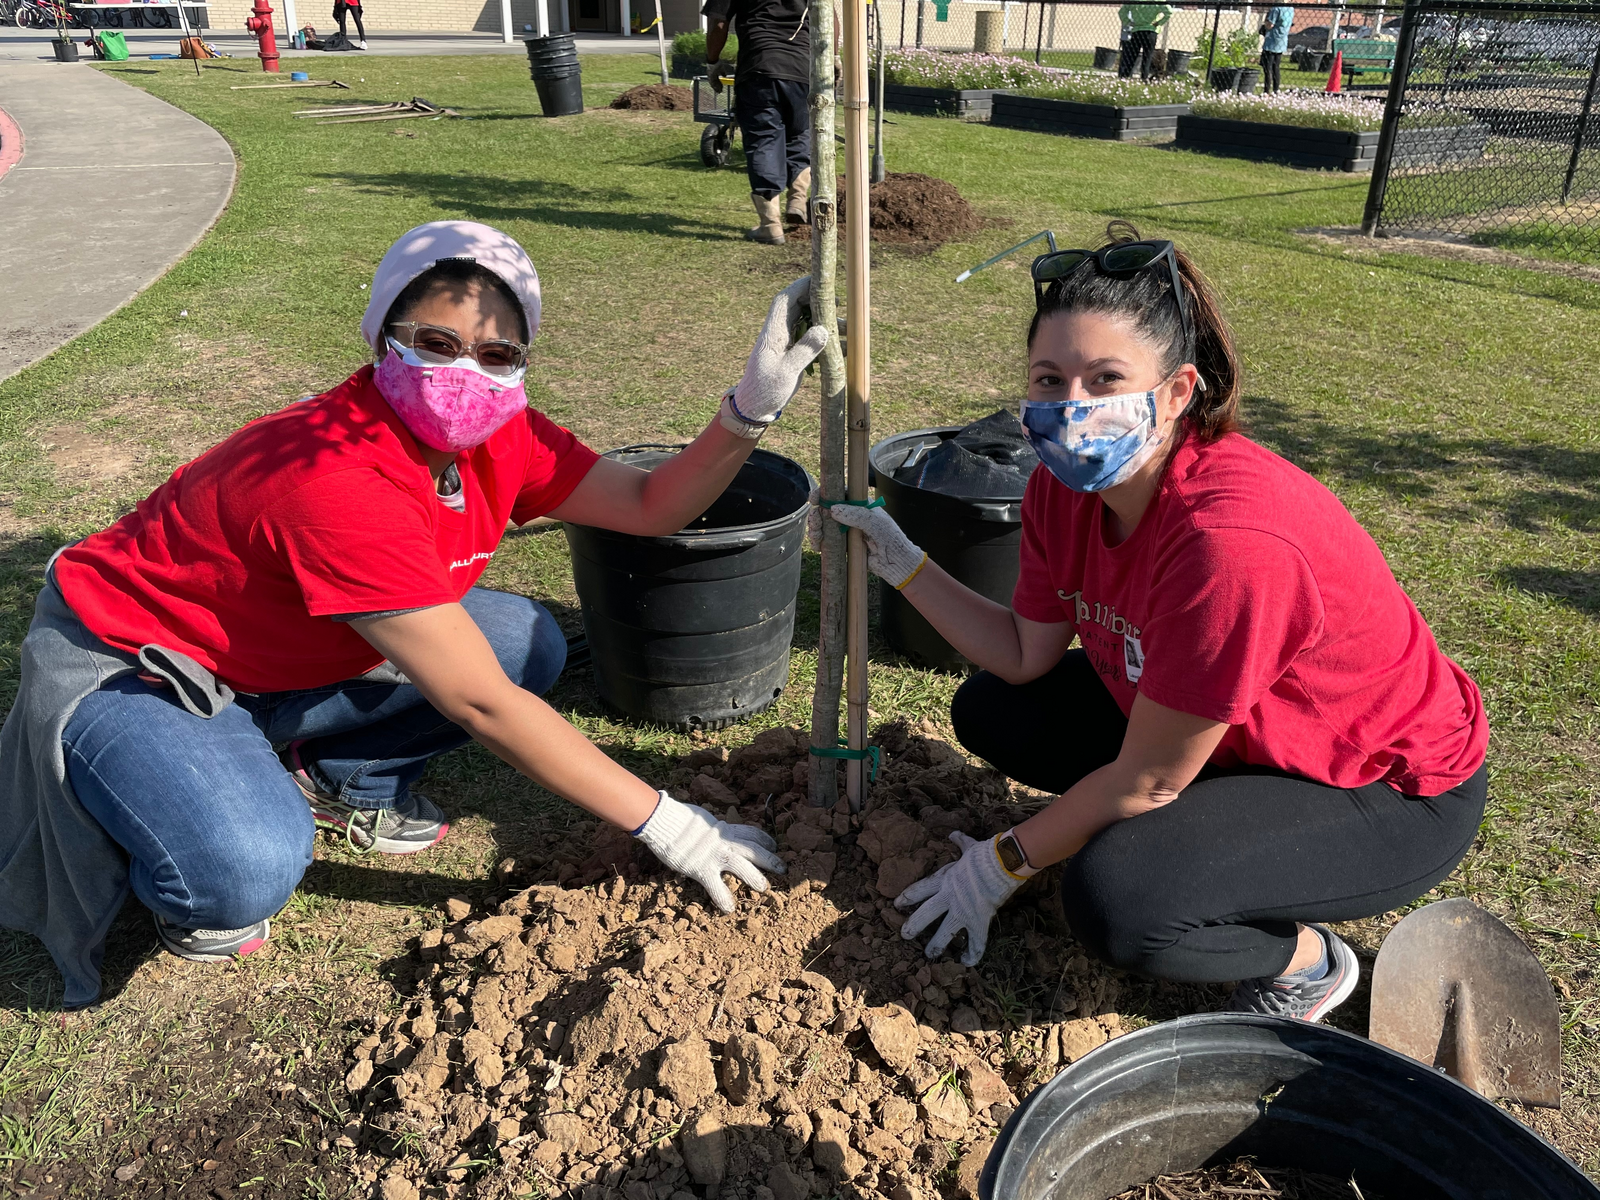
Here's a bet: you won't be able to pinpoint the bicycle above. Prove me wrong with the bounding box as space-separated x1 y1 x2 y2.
13 0 74 27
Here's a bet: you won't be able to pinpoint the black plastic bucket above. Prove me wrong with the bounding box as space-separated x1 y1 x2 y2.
565 445 811 730
1093 45 1119 70
525 34 583 116
533 72 584 117
869 426 1025 672
980 1013 1600 1200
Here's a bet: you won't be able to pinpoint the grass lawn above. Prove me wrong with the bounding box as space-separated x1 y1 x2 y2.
0 49 1597 1193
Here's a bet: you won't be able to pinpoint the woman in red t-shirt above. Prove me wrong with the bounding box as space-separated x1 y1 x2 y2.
24 221 826 982
828 224 1488 1023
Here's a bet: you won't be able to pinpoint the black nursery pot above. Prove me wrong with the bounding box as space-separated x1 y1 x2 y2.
869 426 1023 672
980 1013 1600 1200
565 445 811 731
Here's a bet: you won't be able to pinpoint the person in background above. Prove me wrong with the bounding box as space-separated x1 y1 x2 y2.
825 223 1488 1024
1260 5 1293 92
334 0 366 48
703 0 812 245
1117 2 1172 80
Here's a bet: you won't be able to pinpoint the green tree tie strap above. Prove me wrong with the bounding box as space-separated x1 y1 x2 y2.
819 497 886 510
808 741 882 781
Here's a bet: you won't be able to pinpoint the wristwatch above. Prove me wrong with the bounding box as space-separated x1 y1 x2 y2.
995 828 1041 879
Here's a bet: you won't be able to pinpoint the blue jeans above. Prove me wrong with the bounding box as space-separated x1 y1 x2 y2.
61 588 567 932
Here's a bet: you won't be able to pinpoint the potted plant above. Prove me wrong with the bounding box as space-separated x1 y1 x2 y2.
1175 89 1488 172
878 48 1048 117
670 30 737 79
1197 26 1261 92
992 73 1196 140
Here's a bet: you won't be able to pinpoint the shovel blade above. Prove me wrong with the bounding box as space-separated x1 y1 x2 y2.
1370 898 1561 1108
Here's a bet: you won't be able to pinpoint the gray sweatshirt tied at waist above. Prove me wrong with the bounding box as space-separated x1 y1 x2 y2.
0 573 233 1008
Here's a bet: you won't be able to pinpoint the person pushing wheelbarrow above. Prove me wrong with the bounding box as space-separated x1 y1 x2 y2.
702 0 833 244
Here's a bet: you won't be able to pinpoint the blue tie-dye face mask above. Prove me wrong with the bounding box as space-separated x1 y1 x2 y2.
1020 388 1166 493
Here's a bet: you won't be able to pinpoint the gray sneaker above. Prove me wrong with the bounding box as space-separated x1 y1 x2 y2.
289 741 449 855
1226 924 1360 1023
155 914 270 962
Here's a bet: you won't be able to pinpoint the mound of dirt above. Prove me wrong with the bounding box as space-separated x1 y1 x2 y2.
611 84 695 111
343 722 1128 1200
841 172 983 245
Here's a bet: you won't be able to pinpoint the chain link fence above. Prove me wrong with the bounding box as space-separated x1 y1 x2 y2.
1364 0 1600 257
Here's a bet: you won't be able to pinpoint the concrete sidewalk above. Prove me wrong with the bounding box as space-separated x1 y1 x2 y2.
0 25 656 62
0 61 235 382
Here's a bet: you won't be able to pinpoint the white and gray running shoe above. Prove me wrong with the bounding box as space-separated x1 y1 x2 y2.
1225 924 1360 1023
289 740 449 855
155 914 270 962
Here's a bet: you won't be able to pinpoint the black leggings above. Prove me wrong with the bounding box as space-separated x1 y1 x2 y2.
1260 50 1283 92
950 651 1487 983
334 0 364 38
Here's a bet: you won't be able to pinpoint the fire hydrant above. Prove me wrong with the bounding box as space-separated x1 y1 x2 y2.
244 0 280 72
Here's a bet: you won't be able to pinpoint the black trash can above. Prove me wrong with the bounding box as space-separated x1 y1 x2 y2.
869 426 1025 672
565 445 812 730
981 1013 1600 1200
525 33 584 116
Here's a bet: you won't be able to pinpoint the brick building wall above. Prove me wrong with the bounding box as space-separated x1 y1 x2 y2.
208 0 696 38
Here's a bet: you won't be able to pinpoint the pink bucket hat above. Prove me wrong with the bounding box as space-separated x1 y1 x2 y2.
360 220 542 352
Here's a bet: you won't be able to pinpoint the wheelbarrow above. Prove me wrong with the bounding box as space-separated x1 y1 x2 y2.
693 72 738 169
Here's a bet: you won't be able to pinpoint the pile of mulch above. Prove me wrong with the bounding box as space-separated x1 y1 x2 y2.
340 721 1130 1200
840 171 983 245
1113 1158 1383 1199
611 84 695 111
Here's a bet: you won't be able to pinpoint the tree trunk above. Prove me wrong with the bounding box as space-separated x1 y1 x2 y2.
808 0 846 811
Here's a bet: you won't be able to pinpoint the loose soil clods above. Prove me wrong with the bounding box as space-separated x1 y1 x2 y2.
343 722 1129 1199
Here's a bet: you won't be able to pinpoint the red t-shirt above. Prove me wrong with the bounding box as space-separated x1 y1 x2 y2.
1012 432 1487 796
55 367 598 693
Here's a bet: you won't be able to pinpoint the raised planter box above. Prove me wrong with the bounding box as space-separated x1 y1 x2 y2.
1174 114 1488 172
880 82 1001 117
991 93 1190 141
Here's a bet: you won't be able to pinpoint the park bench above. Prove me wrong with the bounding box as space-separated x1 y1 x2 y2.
1332 38 1396 86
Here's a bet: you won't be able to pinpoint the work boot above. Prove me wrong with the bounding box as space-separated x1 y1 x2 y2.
746 193 786 244
785 168 812 226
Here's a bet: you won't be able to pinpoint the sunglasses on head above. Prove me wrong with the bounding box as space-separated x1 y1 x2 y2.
388 321 529 377
1030 239 1192 355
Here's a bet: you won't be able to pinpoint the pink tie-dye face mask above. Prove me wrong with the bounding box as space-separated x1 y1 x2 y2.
374 340 529 453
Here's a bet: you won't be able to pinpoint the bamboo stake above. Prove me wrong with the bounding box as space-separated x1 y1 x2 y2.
842 0 871 812
807 0 847 813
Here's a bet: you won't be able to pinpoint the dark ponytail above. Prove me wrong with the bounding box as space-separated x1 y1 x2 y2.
1027 221 1241 442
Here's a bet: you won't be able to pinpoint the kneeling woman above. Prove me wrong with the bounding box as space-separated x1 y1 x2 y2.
1 221 827 1007
830 226 1487 1021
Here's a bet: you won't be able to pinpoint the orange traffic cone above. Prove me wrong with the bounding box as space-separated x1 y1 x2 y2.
1325 50 1344 92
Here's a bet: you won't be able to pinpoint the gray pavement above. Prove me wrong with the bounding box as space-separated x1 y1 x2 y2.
0 59 235 381
0 24 654 62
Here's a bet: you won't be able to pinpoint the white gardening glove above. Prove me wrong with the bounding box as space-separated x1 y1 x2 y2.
810 488 929 590
634 791 786 913
895 831 1026 967
719 277 831 439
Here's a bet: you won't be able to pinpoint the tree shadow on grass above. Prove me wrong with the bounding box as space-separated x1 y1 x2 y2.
1243 393 1600 533
321 171 744 241
1495 567 1600 617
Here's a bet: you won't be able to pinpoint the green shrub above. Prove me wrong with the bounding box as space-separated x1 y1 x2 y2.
671 30 737 60
1195 25 1260 69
